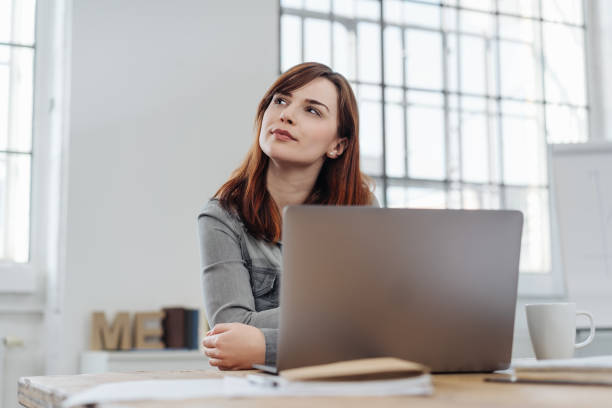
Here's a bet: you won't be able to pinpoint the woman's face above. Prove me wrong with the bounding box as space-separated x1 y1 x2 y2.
259 77 347 167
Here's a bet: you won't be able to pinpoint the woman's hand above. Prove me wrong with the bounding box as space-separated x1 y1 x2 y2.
202 323 266 370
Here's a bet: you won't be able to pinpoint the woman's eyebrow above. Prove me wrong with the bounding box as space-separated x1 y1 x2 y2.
305 98 329 112
277 92 330 112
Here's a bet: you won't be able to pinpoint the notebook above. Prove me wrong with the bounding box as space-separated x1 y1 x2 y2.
486 356 612 386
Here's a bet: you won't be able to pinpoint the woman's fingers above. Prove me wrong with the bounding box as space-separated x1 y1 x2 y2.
208 358 232 371
208 358 222 368
202 334 220 348
210 323 233 334
202 346 219 358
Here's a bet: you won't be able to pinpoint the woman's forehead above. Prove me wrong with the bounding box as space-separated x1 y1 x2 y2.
280 78 337 110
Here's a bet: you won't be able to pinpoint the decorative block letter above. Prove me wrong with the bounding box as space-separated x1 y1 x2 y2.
134 311 165 349
90 311 131 350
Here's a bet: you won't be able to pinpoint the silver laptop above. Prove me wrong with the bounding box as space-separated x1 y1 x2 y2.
270 206 523 374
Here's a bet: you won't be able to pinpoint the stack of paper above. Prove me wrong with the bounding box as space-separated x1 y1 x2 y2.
511 356 612 386
231 357 433 397
62 357 433 407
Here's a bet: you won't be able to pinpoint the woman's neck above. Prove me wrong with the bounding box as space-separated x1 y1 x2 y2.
266 159 324 211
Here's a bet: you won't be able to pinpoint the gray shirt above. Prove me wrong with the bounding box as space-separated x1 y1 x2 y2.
197 199 282 365
197 196 379 366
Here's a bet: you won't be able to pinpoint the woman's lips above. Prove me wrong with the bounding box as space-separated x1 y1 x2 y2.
272 129 297 141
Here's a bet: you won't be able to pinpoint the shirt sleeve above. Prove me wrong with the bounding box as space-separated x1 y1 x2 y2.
197 204 279 363
260 328 278 366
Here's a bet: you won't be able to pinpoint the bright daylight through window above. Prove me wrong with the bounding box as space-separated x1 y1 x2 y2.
280 0 589 275
0 0 36 263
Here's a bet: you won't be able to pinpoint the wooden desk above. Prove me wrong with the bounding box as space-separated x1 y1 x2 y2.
18 369 612 408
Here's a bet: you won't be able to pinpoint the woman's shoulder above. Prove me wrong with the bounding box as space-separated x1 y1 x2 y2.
197 198 243 231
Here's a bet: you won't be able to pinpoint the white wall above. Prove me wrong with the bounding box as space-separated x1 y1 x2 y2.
51 0 279 374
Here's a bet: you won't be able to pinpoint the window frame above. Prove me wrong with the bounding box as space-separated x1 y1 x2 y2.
279 0 591 297
0 0 68 294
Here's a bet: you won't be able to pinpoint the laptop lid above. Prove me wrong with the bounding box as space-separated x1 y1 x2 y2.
277 206 523 373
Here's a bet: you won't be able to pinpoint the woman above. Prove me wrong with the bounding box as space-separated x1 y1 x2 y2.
197 62 377 370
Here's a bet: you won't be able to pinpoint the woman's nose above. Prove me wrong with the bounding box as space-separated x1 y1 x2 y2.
280 109 294 125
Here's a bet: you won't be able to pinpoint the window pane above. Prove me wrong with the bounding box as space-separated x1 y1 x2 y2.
407 89 444 108
387 183 447 209
383 0 402 24
405 30 443 90
460 35 487 95
505 187 551 273
304 19 331 66
0 153 31 263
498 0 539 18
359 100 383 175
0 0 36 45
460 0 495 12
304 0 330 13
499 41 540 100
281 0 303 9
356 0 380 19
546 105 588 143
489 115 502 183
543 23 587 106
442 6 458 31
359 84 381 101
333 0 354 17
502 102 547 186
542 0 583 25
402 2 440 28
281 15 302 73
462 185 501 209
461 109 489 183
407 105 445 180
384 26 403 87
448 108 461 181
446 33 459 92
0 45 34 153
459 10 495 37
385 102 405 177
357 23 381 83
333 22 356 80
499 15 538 43
385 86 403 103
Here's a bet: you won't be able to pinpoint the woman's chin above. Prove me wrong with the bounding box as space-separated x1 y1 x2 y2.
267 154 320 168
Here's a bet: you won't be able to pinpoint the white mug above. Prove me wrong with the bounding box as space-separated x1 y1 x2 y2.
525 303 595 360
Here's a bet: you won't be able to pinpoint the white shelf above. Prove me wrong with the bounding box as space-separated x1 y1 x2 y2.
80 350 212 374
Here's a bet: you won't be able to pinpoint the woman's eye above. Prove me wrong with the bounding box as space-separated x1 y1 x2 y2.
274 96 286 105
306 107 321 116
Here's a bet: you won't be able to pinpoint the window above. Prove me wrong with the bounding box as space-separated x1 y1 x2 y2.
280 0 589 290
0 0 37 264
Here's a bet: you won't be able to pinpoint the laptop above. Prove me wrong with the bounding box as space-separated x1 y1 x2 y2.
256 206 523 374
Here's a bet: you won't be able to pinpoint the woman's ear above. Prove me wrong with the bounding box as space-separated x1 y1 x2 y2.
327 137 348 158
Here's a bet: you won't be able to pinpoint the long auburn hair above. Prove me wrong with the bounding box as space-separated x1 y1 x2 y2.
215 62 374 242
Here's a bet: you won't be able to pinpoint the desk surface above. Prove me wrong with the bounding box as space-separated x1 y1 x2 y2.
18 368 612 408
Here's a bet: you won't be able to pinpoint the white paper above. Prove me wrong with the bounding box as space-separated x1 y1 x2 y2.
512 355 612 372
62 374 433 407
224 374 433 397
62 379 226 407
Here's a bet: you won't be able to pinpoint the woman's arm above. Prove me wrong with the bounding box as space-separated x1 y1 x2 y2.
197 210 279 328
197 204 279 368
202 323 278 370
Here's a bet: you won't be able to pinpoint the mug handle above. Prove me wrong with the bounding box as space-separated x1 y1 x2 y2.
575 311 595 349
